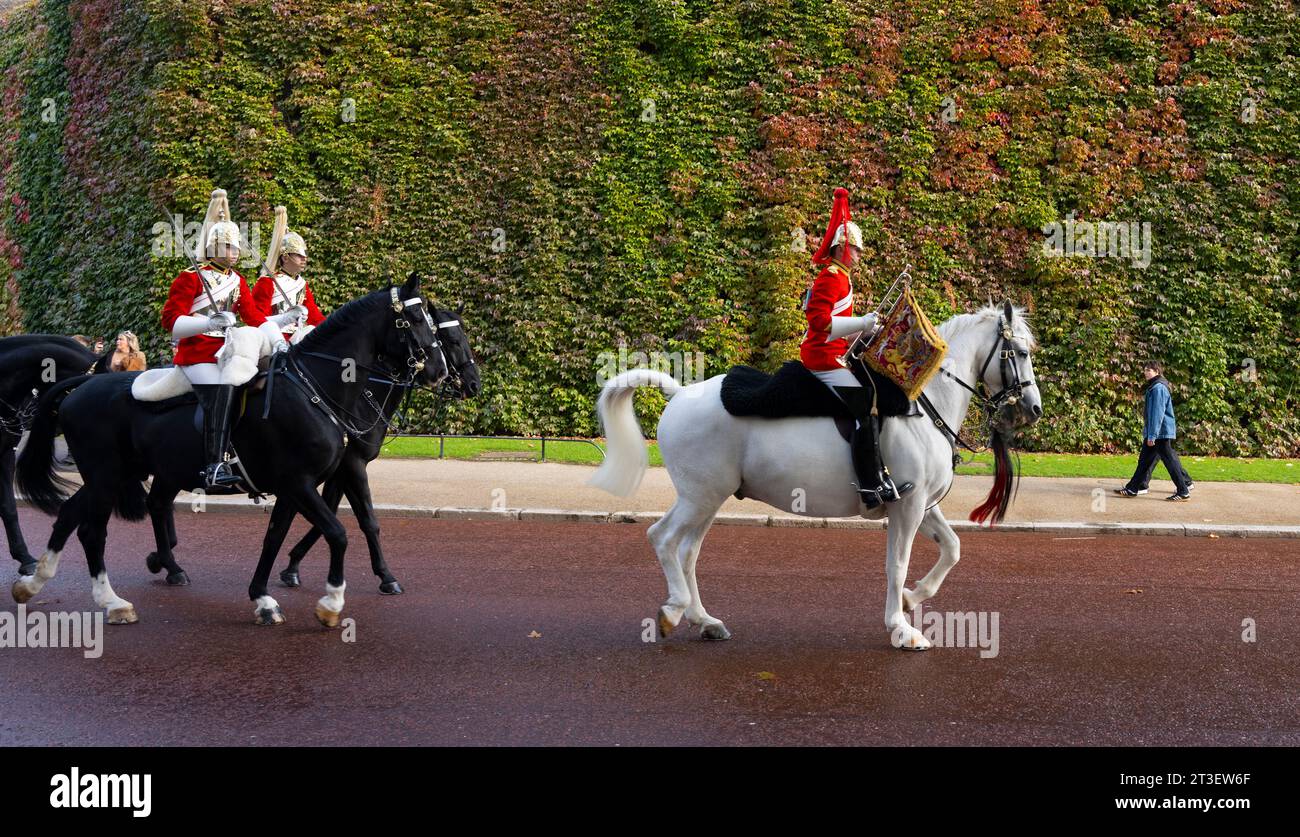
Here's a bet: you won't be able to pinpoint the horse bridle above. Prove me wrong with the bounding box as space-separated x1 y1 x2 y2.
263 288 444 427
423 308 474 399
918 301 1036 458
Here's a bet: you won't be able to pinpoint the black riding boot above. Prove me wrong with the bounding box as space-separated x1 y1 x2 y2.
833 386 914 508
193 384 240 490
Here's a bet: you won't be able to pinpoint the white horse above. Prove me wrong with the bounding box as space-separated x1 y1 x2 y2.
588 302 1042 650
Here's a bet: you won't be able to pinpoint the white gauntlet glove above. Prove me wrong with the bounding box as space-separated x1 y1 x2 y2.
258 320 290 353
826 313 879 342
171 315 207 340
171 313 223 340
270 305 308 328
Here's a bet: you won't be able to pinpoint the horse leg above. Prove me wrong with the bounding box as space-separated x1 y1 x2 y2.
0 442 36 576
246 497 302 625
80 492 136 625
144 482 188 586
279 473 340 588
903 505 960 612
286 485 349 628
884 503 930 650
336 457 400 595
646 499 700 638
678 511 730 641
11 487 85 602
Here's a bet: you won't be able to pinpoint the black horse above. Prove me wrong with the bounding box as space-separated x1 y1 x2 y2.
15 275 447 627
277 304 481 593
0 335 110 576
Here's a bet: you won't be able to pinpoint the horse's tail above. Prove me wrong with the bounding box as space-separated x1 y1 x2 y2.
587 369 683 497
968 431 1020 526
16 375 89 515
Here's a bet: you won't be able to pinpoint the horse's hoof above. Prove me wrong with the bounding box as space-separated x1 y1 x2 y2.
254 606 285 626
165 571 190 587
315 605 342 629
145 552 163 574
17 561 37 578
379 580 403 596
656 606 676 639
279 569 300 588
700 622 732 641
891 624 932 651
107 605 138 625
11 578 34 604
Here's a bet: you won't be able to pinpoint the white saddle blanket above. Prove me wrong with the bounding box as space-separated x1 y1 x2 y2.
131 326 272 402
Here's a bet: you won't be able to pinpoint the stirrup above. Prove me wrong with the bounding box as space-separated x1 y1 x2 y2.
855 484 883 509
203 461 241 490
878 477 915 503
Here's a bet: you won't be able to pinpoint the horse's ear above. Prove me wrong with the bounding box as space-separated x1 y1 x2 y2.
403 271 420 297
1002 299 1014 323
456 301 465 315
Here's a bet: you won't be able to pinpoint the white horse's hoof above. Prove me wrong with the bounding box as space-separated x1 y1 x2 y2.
254 606 285 626
107 605 138 625
11 577 36 604
700 622 732 641
656 606 678 638
890 623 931 651
315 604 342 628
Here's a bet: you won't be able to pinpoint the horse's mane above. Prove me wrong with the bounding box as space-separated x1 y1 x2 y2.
937 304 1038 350
294 288 391 352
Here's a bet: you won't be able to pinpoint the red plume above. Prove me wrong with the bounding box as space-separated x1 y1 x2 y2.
811 187 852 266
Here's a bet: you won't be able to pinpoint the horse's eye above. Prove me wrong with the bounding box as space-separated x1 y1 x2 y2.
1018 351 1028 358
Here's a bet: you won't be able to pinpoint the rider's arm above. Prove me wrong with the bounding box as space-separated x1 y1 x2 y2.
162 271 212 339
302 282 326 325
827 312 878 342
803 271 841 334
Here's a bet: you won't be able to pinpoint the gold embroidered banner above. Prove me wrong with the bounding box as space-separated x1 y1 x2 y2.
862 286 948 401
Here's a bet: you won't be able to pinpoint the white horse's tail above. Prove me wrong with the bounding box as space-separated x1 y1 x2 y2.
587 369 683 497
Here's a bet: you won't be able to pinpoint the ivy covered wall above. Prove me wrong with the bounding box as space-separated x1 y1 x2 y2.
1 0 1296 454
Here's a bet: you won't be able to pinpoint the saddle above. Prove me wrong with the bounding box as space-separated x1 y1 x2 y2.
719 360 919 442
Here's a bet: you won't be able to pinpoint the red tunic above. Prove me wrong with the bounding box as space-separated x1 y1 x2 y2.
799 262 854 371
252 272 326 341
161 265 267 366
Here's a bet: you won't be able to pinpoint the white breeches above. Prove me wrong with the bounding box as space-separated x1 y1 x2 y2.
180 363 221 386
811 366 861 389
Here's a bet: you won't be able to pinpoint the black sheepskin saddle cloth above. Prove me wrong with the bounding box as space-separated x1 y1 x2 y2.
720 361 916 421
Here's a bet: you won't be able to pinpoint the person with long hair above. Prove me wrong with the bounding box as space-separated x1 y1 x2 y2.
107 331 147 372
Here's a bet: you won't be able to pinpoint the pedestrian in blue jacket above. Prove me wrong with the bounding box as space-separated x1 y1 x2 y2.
1115 360 1193 500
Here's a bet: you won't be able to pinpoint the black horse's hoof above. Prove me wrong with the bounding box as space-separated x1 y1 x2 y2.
279 569 301 588
165 571 190 587
379 580 403 596
17 561 37 578
145 552 163 574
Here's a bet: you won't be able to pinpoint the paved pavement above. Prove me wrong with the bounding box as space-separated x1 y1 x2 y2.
2 509 1295 746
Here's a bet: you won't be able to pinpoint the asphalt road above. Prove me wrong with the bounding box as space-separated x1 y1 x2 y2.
1 508 1296 746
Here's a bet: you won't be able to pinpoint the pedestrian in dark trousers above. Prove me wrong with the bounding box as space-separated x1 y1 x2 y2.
1115 360 1194 500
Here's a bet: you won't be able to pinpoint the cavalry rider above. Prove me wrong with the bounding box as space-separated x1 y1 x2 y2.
161 189 289 489
800 187 913 509
254 205 325 344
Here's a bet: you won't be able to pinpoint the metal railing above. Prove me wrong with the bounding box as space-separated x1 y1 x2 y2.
393 434 606 463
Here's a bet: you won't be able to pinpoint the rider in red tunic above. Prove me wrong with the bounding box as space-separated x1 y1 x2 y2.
801 187 912 508
160 189 289 489
254 206 325 344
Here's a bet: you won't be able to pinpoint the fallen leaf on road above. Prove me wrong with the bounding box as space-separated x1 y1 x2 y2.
1124 588 1143 595
1207 533 1220 539
756 671 777 681
527 630 542 638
